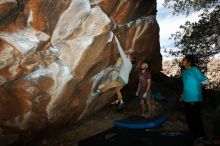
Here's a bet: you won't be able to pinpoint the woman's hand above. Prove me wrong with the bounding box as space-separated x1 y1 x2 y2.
143 92 148 98
136 91 139 96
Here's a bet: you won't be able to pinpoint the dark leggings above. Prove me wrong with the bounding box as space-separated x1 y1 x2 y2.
183 102 205 137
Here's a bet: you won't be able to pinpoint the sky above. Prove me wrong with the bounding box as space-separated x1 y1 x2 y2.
156 0 203 60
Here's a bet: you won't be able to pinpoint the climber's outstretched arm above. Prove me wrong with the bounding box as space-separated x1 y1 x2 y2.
114 36 128 63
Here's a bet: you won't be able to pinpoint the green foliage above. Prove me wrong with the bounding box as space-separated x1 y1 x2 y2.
164 0 218 15
164 0 220 72
169 6 220 72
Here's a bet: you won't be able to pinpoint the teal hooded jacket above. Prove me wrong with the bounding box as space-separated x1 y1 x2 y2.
182 67 208 102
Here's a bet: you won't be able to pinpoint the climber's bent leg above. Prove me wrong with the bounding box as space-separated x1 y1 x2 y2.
115 86 125 111
116 86 123 101
99 80 122 93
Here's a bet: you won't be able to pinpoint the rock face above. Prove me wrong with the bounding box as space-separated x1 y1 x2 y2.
0 0 161 132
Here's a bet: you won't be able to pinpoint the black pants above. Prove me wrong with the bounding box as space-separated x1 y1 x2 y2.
183 102 205 137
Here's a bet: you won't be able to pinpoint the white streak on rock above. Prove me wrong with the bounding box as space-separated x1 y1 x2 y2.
89 0 102 5
0 28 50 54
27 9 33 27
51 0 91 44
129 15 156 50
107 31 114 43
0 43 16 70
56 36 94 72
78 66 114 120
115 0 127 16
78 6 111 38
45 61 73 121
6 111 32 130
0 0 16 4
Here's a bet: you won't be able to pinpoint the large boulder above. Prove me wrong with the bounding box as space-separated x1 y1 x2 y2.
0 0 162 133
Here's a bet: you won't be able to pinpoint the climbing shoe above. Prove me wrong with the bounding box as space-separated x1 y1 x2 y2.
116 102 125 112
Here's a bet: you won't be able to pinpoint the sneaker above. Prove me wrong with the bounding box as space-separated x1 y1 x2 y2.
96 89 102 94
116 102 125 112
115 100 121 106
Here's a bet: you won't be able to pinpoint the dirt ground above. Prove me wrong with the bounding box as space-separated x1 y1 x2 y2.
35 98 192 146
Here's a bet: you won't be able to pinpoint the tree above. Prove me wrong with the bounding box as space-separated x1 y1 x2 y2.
164 1 220 72
164 0 218 15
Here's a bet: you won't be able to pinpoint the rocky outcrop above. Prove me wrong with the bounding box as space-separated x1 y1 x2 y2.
162 59 181 77
0 0 161 133
206 59 220 89
162 59 220 89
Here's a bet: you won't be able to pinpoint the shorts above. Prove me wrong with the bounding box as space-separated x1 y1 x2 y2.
139 90 152 100
116 76 126 86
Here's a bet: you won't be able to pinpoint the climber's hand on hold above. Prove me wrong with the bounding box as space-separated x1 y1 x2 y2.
114 36 120 47
114 36 119 43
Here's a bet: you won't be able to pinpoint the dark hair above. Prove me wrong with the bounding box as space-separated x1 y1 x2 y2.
141 61 148 65
140 61 151 71
184 54 196 66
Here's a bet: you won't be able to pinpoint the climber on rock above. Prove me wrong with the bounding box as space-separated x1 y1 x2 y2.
96 36 135 111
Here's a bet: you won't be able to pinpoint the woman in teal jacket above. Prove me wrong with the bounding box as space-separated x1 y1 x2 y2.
180 55 209 138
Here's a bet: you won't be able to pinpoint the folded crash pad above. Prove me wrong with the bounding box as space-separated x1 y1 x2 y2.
112 114 168 129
